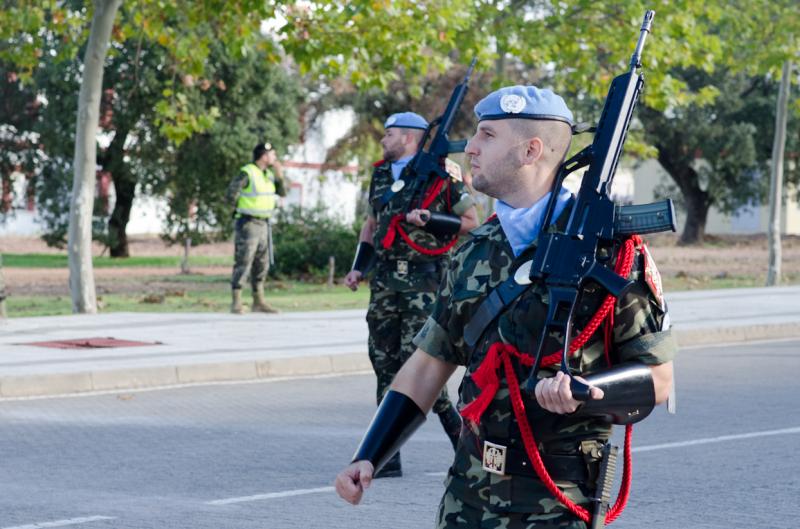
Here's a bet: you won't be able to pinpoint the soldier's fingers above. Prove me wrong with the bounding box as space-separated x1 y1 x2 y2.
539 377 557 411
558 374 580 413
334 471 362 505
589 386 604 400
358 461 374 490
534 378 544 406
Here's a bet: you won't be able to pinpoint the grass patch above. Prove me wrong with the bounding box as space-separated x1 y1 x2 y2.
662 272 800 291
5 280 370 317
2 253 232 268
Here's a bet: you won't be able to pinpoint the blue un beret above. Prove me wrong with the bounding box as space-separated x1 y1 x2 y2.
474 85 574 126
384 111 428 131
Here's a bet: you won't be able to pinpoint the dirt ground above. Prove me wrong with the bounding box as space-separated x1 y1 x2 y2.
2 233 799 296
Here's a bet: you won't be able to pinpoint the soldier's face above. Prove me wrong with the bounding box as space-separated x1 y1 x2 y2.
380 128 407 162
465 121 525 199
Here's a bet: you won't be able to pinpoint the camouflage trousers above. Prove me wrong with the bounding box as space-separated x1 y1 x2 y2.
231 217 271 290
366 286 453 414
436 489 588 529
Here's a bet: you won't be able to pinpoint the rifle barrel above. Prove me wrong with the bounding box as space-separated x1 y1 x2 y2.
630 10 655 69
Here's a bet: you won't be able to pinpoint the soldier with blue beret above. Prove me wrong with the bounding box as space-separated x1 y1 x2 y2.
336 86 676 528
343 110 479 478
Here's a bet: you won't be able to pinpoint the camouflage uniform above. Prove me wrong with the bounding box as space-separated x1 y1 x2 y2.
367 160 474 413
413 211 677 528
227 167 286 290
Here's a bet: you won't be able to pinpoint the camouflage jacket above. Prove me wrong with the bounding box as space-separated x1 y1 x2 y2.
413 212 677 515
368 160 474 293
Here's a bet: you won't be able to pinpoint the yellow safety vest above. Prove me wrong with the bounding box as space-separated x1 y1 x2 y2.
236 163 278 218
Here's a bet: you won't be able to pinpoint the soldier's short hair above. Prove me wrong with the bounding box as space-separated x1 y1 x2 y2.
253 142 274 161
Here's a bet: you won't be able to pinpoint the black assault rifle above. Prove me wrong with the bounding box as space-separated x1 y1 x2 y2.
379 58 477 211
463 11 675 395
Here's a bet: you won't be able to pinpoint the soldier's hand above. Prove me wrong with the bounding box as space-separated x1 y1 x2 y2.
534 371 604 414
344 270 363 291
334 460 374 505
406 209 430 227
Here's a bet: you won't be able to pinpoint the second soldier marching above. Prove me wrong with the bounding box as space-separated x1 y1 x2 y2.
345 111 479 477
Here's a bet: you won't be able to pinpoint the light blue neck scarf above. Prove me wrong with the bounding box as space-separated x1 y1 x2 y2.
391 155 414 181
495 187 572 257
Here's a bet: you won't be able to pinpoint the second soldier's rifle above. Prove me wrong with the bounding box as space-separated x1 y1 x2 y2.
379 58 476 211
464 11 675 394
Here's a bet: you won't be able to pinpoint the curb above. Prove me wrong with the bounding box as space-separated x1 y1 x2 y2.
0 353 372 399
2 323 799 399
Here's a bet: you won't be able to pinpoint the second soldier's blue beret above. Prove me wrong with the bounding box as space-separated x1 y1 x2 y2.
384 111 429 130
474 85 573 126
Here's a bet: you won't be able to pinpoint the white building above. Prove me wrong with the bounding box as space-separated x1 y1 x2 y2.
633 159 800 235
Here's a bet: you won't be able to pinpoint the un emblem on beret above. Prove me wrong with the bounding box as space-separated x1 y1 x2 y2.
500 94 526 114
386 115 397 126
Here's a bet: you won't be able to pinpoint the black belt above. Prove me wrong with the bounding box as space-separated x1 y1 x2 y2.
239 214 269 222
378 259 443 275
467 434 598 483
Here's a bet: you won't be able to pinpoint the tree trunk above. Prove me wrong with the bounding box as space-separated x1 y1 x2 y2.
67 0 121 313
108 170 136 258
679 190 710 245
766 60 791 287
655 148 710 245
105 120 134 258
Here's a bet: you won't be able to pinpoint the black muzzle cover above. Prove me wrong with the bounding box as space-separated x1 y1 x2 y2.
352 390 426 474
575 362 655 425
423 212 462 238
351 241 376 274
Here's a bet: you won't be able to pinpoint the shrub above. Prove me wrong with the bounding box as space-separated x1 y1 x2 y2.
271 205 358 281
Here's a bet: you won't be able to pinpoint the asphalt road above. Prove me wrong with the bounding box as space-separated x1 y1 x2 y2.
0 338 798 529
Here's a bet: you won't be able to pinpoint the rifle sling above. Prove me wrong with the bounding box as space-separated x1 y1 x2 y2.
463 272 529 348
379 169 417 208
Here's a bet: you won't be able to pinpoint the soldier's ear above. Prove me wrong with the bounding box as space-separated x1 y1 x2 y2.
521 137 544 165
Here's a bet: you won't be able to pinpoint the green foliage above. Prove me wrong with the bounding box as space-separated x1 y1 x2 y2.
642 69 798 219
270 205 359 280
160 42 303 246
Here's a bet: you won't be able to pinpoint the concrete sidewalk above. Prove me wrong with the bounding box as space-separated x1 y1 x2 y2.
1 286 799 398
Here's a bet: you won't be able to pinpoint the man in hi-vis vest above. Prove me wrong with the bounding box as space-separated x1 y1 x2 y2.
226 142 287 314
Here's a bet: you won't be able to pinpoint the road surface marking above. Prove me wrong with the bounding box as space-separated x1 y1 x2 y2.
1 516 115 529
632 426 800 452
207 486 335 505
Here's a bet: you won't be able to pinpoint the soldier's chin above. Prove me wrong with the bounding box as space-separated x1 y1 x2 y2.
472 175 491 196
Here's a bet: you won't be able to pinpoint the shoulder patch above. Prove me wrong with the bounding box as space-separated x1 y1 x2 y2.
642 244 665 311
444 158 462 182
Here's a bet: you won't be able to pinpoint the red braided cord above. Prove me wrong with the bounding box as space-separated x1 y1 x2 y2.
460 238 637 422
381 178 459 254
607 425 633 522
503 352 590 522
463 236 640 525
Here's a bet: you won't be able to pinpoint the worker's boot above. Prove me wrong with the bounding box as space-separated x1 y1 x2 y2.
438 404 462 451
230 289 244 314
252 284 279 314
374 452 402 479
